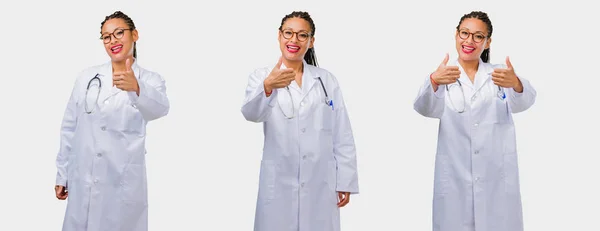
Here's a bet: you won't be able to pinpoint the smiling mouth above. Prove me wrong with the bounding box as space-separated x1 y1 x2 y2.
462 45 475 54
286 45 300 53
111 45 123 54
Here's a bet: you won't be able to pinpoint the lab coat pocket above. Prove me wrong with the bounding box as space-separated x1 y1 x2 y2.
493 92 510 124
503 152 520 195
316 102 334 134
112 99 145 135
259 160 276 202
66 154 78 181
327 161 338 192
120 163 147 203
433 154 450 195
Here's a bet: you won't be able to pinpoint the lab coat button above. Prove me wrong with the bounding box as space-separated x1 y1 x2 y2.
474 177 479 182
104 100 109 105
301 183 305 187
93 179 99 184
301 128 306 133
97 153 102 157
474 123 479 127
101 126 106 131
474 151 479 155
302 155 307 160
471 95 477 102
300 101 305 107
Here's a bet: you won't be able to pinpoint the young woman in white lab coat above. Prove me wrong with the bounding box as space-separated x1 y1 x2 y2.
414 11 536 231
241 11 359 231
54 11 169 231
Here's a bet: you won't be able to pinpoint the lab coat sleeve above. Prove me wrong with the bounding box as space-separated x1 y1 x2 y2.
55 79 79 187
241 68 278 123
506 76 536 113
413 75 446 118
331 77 359 194
128 72 170 121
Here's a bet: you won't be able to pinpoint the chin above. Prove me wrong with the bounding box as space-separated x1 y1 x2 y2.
283 52 304 62
108 53 127 62
458 53 480 62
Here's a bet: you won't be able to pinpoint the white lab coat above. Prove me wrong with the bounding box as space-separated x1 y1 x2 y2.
55 60 169 231
241 60 359 231
414 58 536 231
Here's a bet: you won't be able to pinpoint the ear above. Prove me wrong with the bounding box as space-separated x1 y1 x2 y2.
309 37 315 48
485 37 492 49
132 29 139 42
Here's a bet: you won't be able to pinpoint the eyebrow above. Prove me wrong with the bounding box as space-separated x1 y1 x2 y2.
283 27 310 33
459 27 486 34
101 27 126 35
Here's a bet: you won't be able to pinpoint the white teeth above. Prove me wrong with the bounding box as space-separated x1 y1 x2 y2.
287 46 299 50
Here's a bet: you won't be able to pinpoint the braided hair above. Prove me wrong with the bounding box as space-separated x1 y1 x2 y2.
101 11 137 58
279 11 318 67
456 11 493 63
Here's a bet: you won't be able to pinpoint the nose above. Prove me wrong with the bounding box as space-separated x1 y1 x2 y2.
289 33 299 43
469 34 477 43
109 35 119 45
463 35 475 45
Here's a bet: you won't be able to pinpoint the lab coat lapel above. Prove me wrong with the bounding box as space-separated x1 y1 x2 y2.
97 62 118 105
454 59 474 90
98 60 141 104
473 60 493 93
300 61 319 103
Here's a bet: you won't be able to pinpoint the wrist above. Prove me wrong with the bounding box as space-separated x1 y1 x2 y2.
430 73 439 86
264 81 272 96
513 77 524 93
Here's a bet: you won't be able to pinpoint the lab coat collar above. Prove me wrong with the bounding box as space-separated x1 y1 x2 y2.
98 58 141 103
454 58 493 91
280 60 320 95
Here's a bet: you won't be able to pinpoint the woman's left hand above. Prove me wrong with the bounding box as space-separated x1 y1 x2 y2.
113 58 140 95
337 192 350 207
492 56 523 93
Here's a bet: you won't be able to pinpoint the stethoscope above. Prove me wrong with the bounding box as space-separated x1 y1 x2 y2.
279 77 333 119
85 74 102 114
446 77 506 113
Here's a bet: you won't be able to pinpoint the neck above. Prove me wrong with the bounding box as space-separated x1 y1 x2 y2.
283 59 304 73
458 59 479 72
112 57 134 72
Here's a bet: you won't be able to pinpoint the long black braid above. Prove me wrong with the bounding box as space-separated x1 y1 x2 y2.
456 11 493 63
279 11 318 67
101 11 137 58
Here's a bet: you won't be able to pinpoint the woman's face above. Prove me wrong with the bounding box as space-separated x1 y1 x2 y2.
278 17 314 63
100 18 138 62
455 18 491 62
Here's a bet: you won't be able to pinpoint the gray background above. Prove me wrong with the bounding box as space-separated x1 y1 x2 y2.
0 0 598 230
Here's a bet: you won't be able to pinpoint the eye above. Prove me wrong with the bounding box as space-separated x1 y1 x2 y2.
102 35 110 40
460 31 469 36
116 31 124 36
475 34 485 40
299 33 309 39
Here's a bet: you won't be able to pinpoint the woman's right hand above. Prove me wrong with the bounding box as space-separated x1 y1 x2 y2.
264 57 296 93
55 185 68 200
431 53 461 88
